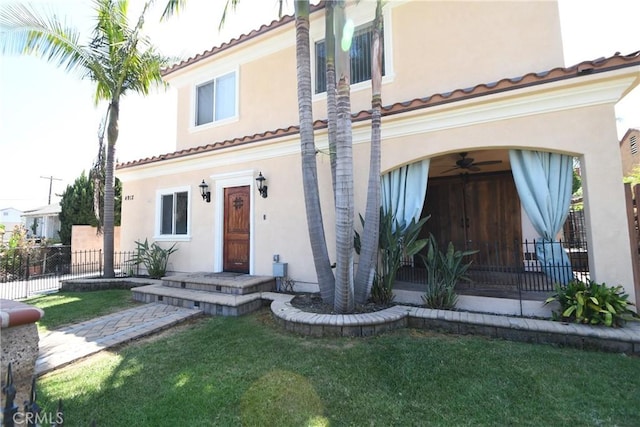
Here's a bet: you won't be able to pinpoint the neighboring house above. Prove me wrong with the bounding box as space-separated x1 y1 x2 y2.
21 204 61 241
0 207 23 243
117 1 640 315
620 128 640 176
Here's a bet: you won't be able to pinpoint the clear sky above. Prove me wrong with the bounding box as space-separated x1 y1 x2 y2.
0 0 638 211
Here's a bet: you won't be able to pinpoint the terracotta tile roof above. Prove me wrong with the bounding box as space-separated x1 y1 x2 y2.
365 50 640 119
118 50 640 171
162 2 326 77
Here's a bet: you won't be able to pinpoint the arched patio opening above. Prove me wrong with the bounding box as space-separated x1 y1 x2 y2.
389 148 588 300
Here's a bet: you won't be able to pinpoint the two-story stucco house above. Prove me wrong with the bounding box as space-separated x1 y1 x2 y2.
117 1 640 316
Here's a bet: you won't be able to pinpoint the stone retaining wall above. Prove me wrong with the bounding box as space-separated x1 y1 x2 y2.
265 294 640 354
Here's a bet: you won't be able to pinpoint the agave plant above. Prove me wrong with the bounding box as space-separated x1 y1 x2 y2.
355 209 429 305
420 234 477 310
131 239 178 279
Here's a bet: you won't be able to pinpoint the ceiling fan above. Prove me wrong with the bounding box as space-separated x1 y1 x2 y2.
440 152 503 174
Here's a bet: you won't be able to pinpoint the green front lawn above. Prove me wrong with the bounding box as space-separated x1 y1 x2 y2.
25 289 139 333
36 311 640 426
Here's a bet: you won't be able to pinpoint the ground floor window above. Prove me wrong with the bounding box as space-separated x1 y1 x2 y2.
157 188 189 237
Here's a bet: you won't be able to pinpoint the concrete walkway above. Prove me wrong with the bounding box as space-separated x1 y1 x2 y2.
36 303 202 376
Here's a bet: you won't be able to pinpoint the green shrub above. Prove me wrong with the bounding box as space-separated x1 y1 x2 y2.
545 280 637 327
368 273 391 306
420 234 476 309
0 225 40 277
369 210 428 305
131 239 178 279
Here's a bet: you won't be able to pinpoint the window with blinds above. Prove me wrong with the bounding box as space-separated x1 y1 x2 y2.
315 22 384 94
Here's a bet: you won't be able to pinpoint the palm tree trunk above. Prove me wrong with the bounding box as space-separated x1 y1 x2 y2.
294 0 335 303
355 0 383 304
103 99 119 278
325 1 337 195
333 1 354 313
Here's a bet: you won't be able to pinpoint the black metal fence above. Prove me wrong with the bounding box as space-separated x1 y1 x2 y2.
2 363 64 427
397 239 588 297
396 207 589 296
0 246 136 300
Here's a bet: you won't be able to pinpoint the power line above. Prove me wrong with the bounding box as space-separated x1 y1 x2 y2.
40 175 62 205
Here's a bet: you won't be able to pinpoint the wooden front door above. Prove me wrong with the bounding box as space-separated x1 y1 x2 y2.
223 186 250 273
423 172 521 266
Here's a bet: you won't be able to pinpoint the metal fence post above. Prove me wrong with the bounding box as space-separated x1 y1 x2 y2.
23 378 40 427
2 363 18 427
24 253 30 299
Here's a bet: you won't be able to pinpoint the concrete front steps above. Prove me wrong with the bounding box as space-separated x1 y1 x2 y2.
131 272 275 317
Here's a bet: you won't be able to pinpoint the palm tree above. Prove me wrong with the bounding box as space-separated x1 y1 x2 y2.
332 0 355 312
0 0 170 277
354 0 383 304
294 0 337 304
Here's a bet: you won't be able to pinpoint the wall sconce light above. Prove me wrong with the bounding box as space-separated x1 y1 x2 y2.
256 172 268 198
199 180 211 203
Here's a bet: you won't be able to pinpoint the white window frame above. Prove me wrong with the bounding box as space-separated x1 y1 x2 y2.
154 186 192 241
190 69 239 131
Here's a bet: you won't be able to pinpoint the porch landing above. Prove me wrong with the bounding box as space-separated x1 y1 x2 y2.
161 272 275 294
131 272 275 316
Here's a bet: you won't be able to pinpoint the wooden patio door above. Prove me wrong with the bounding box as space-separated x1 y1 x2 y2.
423 172 521 266
223 186 250 273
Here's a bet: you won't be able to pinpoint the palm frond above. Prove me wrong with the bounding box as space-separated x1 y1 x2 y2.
160 0 188 21
219 0 241 31
0 3 92 76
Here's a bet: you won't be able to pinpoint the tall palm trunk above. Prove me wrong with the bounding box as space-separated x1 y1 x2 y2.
333 1 354 313
294 0 335 303
325 1 337 194
355 0 383 304
103 99 119 278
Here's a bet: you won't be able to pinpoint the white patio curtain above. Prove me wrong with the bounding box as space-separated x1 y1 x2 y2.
509 150 574 284
381 159 430 231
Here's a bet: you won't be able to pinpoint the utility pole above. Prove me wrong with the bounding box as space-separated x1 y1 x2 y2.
40 175 62 205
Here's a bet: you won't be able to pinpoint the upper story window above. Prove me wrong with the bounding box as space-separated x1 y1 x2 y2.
315 22 385 94
195 71 237 126
630 135 638 156
156 187 190 239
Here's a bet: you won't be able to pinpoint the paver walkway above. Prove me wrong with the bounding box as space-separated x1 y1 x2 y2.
36 303 202 376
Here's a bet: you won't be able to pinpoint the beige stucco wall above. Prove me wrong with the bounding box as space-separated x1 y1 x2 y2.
168 0 564 152
119 146 338 285
120 94 637 297
71 225 121 254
